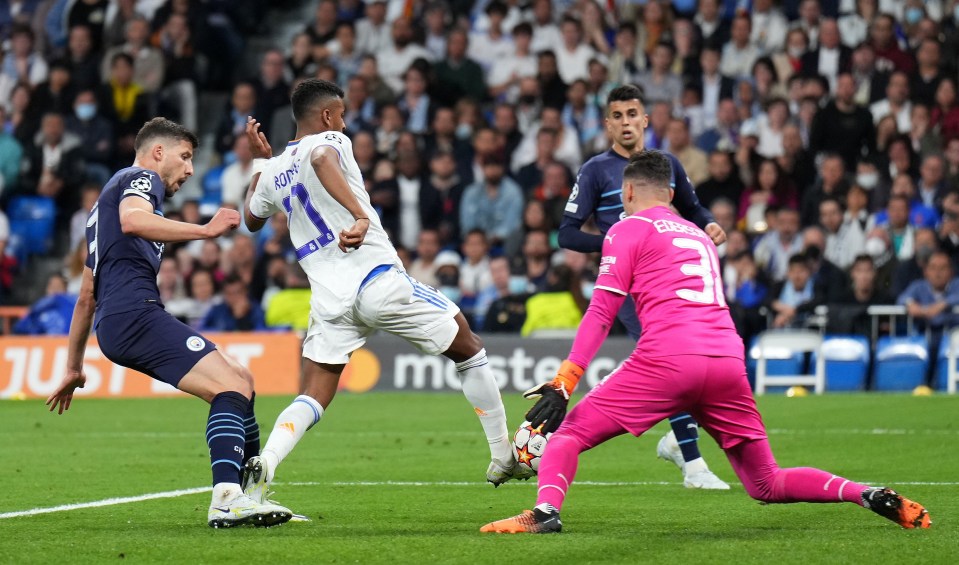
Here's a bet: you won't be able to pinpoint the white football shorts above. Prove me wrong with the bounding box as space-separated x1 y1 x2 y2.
302 267 460 365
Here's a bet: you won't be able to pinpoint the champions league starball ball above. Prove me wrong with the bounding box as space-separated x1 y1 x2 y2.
513 420 552 474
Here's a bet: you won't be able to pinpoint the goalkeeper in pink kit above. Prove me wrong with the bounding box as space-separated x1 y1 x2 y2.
481 150 931 534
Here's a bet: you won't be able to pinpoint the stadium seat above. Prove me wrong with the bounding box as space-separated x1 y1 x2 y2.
752 330 824 395
6 196 56 263
813 335 870 392
202 164 226 203
937 328 959 393
746 335 804 389
873 336 928 391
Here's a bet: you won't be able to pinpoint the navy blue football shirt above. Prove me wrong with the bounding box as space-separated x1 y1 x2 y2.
85 166 167 322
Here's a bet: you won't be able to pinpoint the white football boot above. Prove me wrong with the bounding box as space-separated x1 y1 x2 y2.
208 491 292 528
487 451 535 487
657 430 731 490
242 456 311 521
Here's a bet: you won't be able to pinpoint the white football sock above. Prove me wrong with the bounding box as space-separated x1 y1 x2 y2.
261 394 324 482
211 482 243 505
456 349 512 462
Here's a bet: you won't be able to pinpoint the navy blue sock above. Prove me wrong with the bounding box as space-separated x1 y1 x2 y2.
206 391 250 486
243 393 260 464
669 412 702 462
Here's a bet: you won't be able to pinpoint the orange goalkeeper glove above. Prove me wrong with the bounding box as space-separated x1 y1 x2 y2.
523 361 584 433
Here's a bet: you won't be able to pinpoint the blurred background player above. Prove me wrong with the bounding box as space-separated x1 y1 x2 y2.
483 151 930 534
241 80 529 513
45 118 291 529
556 84 728 489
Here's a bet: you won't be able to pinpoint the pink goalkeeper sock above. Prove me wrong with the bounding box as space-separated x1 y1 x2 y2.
534 435 583 511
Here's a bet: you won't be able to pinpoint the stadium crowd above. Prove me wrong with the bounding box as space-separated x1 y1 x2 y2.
3 0 959 371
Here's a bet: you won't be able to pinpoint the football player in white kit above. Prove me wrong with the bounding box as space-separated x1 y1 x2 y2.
240 80 530 510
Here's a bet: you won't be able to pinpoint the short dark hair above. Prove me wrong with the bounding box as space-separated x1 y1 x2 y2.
291 78 345 121
134 117 198 152
111 51 134 68
852 254 874 269
788 253 810 268
623 150 672 191
607 84 645 107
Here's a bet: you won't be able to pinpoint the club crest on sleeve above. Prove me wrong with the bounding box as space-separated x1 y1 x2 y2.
186 336 205 352
568 177 580 202
130 176 153 192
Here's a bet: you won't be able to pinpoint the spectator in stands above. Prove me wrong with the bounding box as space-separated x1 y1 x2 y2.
468 1 513 74
792 0 822 47
755 206 804 281
778 123 816 194
68 0 109 54
355 55 394 107
0 105 23 197
0 25 48 102
809 73 875 171
802 225 850 303
879 173 940 229
250 49 290 139
285 32 316 81
667 118 708 185
184 267 219 329
13 273 76 335
869 13 914 75
693 47 735 129
419 148 464 246
849 42 888 107
908 104 942 160
215 82 257 157
0 208 11 302
512 107 582 173
20 112 86 215
265 261 310 331
555 15 595 85
224 234 255 284
329 22 363 86
820 196 865 271
63 24 99 91
696 98 740 153
103 0 140 50
97 52 150 166
750 0 788 55
560 79 600 152
911 39 943 108
694 0 729 48
645 101 672 150
879 195 918 262
153 11 199 132
396 64 432 135
68 182 99 252
378 17 433 94
739 159 799 233
101 15 164 94
519 229 552 293
200 274 266 332
471 253 506 327
460 227 493 300
220 134 254 208
871 71 913 134
939 209 959 261
636 41 681 107
720 15 758 80
726 249 769 345
931 78 959 142
800 18 850 91
407 229 443 288
435 251 463 307
481 259 531 333
826 254 891 336
891 228 939 298
63 238 86 295
521 264 584 337
304 0 338 45
355 0 390 56
607 23 643 87
898 251 959 344
801 154 849 226
838 0 877 48
917 155 949 213
767 253 821 329
65 89 113 185
342 77 374 136
487 22 536 104
460 153 523 250
515 127 558 193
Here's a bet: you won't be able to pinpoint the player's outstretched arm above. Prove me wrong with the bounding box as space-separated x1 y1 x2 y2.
47 267 95 414
120 197 239 242
669 157 725 244
311 145 370 252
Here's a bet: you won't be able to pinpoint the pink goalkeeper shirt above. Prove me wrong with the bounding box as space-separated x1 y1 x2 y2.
588 205 744 361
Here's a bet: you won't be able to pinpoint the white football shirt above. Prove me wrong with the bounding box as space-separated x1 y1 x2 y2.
249 131 401 319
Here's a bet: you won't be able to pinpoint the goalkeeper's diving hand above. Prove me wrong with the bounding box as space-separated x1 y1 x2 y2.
523 361 584 434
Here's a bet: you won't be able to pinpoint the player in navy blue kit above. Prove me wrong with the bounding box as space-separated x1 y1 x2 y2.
552 85 730 489
46 118 293 528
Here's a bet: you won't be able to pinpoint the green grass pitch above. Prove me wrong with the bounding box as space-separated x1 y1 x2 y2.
1 393 956 564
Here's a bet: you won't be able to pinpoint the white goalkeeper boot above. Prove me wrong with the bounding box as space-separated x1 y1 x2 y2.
208 488 292 528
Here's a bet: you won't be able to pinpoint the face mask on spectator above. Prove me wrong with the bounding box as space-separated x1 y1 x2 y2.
916 244 935 263
580 281 594 300
905 7 923 25
439 286 462 303
508 276 529 294
856 172 879 190
955 5 959 21
455 123 472 139
864 237 887 257
788 46 804 58
75 103 96 121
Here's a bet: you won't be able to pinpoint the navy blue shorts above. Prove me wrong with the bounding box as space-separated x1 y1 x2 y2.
96 306 217 388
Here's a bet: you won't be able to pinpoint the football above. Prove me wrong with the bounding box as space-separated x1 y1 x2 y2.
513 420 552 474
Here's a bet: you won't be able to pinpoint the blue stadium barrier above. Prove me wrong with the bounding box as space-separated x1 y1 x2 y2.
873 335 928 391
7 196 56 263
813 335 870 391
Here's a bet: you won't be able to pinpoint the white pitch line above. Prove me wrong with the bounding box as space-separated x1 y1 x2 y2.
0 487 211 520
5 480 959 520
